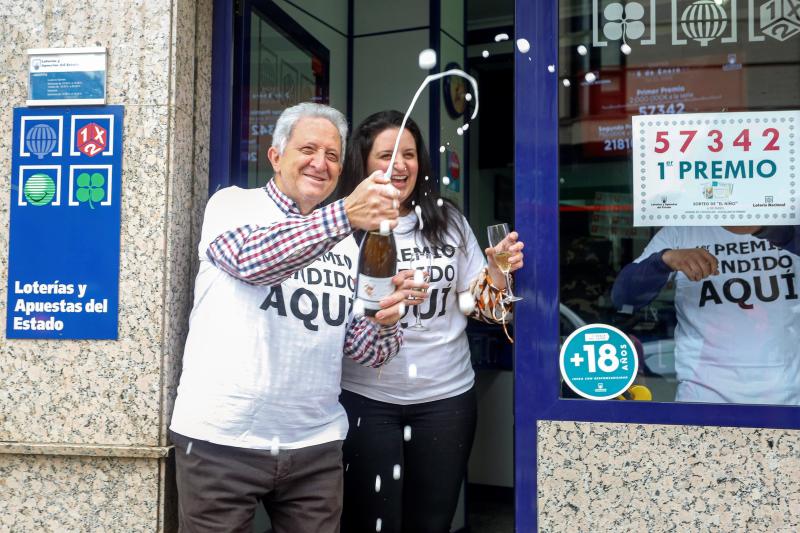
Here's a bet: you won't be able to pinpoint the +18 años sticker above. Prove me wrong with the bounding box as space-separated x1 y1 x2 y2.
559 324 638 400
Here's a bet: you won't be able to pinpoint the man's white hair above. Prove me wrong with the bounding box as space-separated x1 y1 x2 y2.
272 102 348 157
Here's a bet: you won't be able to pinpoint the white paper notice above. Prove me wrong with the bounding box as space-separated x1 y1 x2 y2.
632 111 798 227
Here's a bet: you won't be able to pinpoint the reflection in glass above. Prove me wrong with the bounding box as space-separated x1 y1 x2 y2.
558 0 800 404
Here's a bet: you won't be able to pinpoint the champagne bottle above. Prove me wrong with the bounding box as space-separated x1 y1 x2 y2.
355 220 397 317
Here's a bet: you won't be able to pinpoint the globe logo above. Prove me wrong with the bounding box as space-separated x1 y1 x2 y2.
25 124 58 159
24 173 56 206
681 0 728 46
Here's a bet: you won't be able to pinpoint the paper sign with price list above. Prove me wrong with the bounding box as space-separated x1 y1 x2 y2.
633 110 799 227
560 324 638 400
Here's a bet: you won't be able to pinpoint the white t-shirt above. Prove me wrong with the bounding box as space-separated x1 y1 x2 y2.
170 186 358 449
637 226 800 404
341 210 486 404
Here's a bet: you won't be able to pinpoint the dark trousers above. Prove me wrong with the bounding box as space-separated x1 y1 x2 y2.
339 388 477 533
170 430 343 533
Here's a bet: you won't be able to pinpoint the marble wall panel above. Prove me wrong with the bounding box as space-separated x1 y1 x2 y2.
1 104 172 446
171 0 198 116
0 453 160 532
538 421 800 532
160 106 195 444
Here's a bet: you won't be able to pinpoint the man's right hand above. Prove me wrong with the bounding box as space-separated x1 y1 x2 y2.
343 170 401 231
662 248 719 281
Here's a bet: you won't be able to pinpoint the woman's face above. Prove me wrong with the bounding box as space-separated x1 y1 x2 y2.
367 128 419 213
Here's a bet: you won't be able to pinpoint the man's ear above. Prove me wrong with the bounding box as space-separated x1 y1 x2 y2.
267 146 281 173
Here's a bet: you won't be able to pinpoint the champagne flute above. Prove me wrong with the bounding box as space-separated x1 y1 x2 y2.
487 223 522 303
407 251 432 331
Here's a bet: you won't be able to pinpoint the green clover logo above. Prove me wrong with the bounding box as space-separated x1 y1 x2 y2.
76 172 106 209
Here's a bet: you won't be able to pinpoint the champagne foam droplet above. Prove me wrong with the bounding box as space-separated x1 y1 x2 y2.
415 205 423 231
465 93 473 101
482 50 489 58
408 363 417 378
379 220 391 235
585 72 597 83
270 436 280 456
357 417 361 427
418 49 437 70
577 45 588 56
186 442 193 455
562 78 571 87
547 65 555 73
458 291 476 314
403 425 412 441
456 127 463 136
494 33 509 42
462 123 469 131
442 176 451 186
376 519 383 532
621 43 632 55
437 198 444 207
424 175 429 181
516 38 531 53
375 475 382 492
393 465 401 480
439 146 445 153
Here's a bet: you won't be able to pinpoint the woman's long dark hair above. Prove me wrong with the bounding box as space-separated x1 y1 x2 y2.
338 110 465 250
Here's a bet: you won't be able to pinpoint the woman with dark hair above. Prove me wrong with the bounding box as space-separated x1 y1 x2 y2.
338 110 525 533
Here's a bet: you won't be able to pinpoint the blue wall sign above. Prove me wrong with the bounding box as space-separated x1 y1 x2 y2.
559 324 638 400
7 105 123 339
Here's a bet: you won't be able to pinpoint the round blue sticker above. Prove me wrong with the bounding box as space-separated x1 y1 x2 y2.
559 324 638 400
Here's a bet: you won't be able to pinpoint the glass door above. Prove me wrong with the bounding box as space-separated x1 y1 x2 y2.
237 0 330 189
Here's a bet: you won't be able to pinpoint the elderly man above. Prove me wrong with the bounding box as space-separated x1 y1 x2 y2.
170 103 414 532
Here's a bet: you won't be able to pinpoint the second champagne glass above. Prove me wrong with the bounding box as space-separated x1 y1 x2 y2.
487 223 522 303
407 251 432 331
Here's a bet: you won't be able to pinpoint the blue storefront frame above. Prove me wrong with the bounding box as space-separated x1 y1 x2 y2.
514 0 800 530
209 1 800 531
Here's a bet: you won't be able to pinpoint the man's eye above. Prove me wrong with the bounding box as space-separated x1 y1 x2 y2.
300 147 315 155
327 153 340 162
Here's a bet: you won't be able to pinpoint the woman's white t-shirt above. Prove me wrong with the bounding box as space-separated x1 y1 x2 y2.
341 210 486 404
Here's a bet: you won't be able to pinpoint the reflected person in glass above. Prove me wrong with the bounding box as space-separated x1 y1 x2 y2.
612 225 800 405
336 110 524 533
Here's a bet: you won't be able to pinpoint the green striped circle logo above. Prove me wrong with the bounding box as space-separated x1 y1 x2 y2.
24 173 56 206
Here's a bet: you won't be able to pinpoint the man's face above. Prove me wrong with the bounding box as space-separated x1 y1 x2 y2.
268 117 342 214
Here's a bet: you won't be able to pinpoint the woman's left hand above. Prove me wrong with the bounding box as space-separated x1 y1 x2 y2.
485 232 524 289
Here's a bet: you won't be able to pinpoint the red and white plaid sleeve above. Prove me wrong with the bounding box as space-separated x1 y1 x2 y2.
206 199 352 286
344 318 403 368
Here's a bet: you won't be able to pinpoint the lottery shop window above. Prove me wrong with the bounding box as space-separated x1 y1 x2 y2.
557 0 800 405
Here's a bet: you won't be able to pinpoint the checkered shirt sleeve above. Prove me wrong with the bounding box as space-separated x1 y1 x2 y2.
344 319 402 368
206 199 352 286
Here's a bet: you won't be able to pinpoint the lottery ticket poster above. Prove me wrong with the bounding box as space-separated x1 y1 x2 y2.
633 111 799 227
